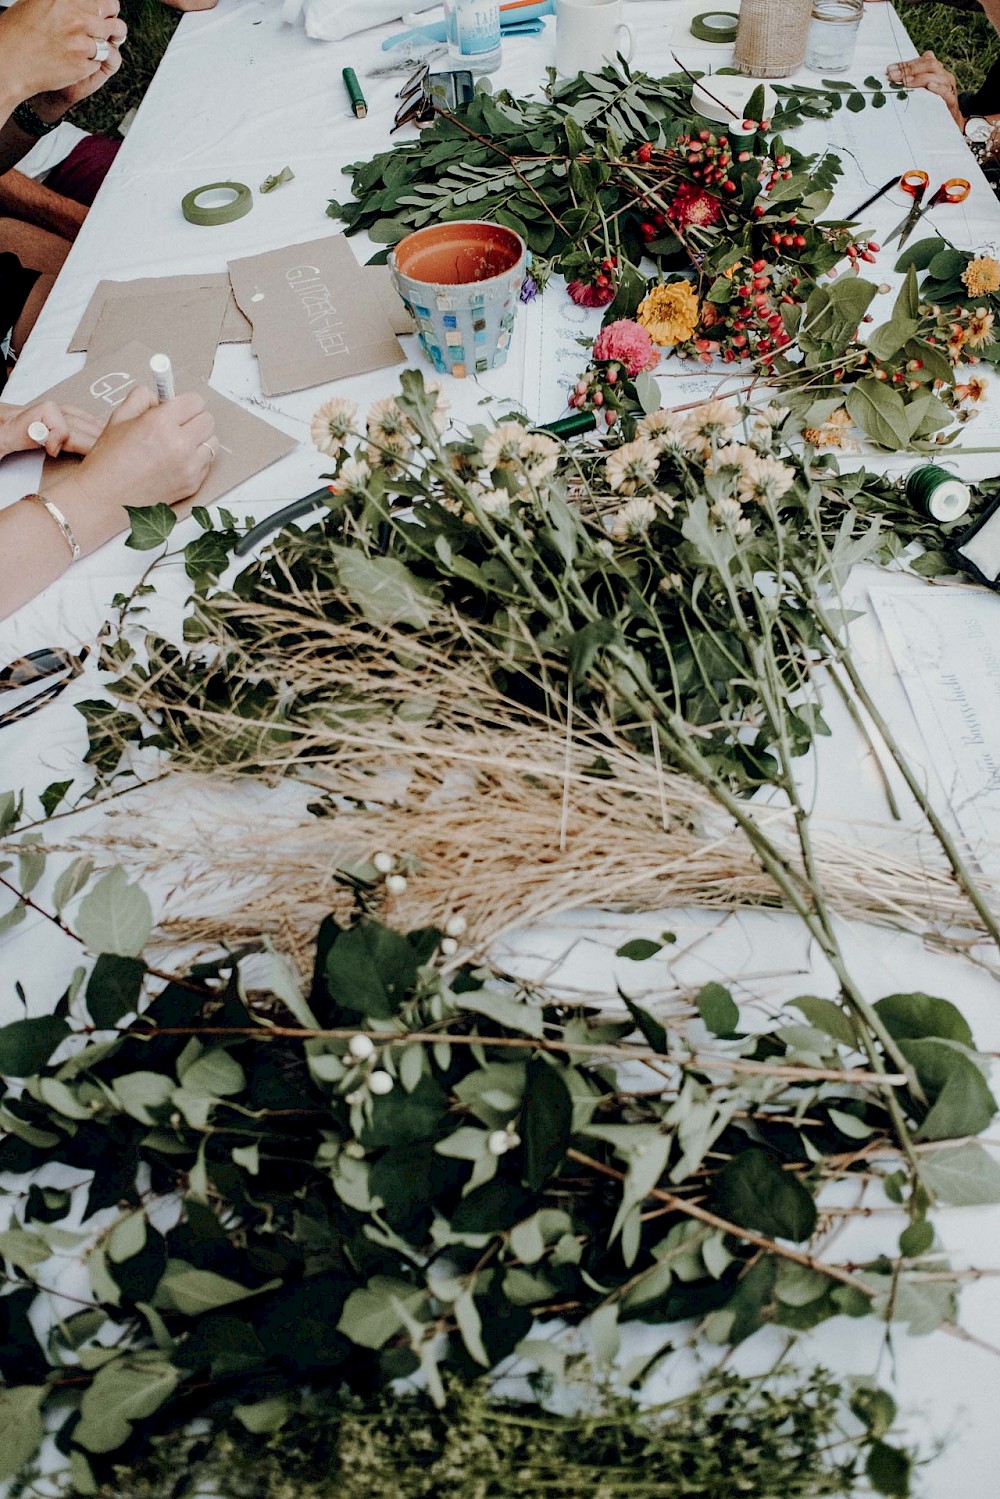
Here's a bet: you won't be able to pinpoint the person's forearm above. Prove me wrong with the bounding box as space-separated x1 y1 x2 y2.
981 0 1000 38
0 472 127 619
0 113 42 175
0 168 86 239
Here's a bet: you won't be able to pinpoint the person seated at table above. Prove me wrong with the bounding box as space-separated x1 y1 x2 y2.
0 385 218 619
0 0 126 363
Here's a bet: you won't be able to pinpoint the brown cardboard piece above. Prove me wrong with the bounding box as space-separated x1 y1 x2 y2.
69 273 253 353
35 340 297 509
87 286 230 381
369 264 416 336
228 235 405 397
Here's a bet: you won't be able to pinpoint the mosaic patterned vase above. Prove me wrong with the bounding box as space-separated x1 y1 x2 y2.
389 220 527 378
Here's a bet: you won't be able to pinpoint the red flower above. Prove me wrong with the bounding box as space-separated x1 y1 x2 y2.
568 279 616 308
668 183 722 230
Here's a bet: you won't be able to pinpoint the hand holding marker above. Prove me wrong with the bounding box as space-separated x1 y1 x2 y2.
150 354 175 404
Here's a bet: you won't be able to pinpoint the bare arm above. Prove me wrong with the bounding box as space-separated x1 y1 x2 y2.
0 389 215 620
0 168 86 239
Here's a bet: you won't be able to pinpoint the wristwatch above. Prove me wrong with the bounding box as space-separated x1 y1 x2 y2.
11 101 60 139
964 115 993 161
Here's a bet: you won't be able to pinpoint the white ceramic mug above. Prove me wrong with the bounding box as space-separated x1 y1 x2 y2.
555 0 634 76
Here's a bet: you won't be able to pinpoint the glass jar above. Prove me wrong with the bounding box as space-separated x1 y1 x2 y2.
443 0 503 73
805 0 864 74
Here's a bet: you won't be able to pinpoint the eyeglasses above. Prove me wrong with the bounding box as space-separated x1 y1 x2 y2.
393 61 433 133
392 62 475 132
0 645 89 730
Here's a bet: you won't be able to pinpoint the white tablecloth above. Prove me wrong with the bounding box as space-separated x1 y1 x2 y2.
1 5 999 1493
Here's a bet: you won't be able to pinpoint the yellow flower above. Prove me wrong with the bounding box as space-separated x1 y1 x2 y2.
961 256 1000 298
803 406 856 451
637 280 700 347
966 307 995 348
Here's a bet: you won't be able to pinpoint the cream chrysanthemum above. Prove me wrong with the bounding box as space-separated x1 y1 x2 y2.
338 457 371 493
476 485 512 518
638 407 689 453
367 396 413 441
605 438 660 495
682 397 739 458
519 432 560 482
711 496 752 536
612 496 658 539
737 453 795 504
311 397 358 457
424 378 451 435
707 442 755 476
481 422 528 472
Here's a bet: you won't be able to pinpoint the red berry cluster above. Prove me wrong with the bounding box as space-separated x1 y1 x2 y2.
697 259 801 366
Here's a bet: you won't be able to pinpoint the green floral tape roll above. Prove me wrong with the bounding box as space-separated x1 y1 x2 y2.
181 181 253 227
906 464 971 523
690 10 739 41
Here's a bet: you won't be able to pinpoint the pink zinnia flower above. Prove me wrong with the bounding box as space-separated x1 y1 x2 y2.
592 319 661 376
568 279 616 308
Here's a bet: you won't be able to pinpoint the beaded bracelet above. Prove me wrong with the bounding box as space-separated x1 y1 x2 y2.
25 493 81 562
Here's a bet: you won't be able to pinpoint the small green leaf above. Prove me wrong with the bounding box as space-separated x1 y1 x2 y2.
87 954 147 1028
621 994 667 1054
898 1219 933 1258
53 856 94 914
337 1278 424 1348
0 1015 69 1077
124 504 177 551
332 548 438 630
866 1440 912 1497
521 1058 572 1191
874 992 973 1047
75 1356 180 1453
0 1386 46 1482
615 938 662 962
696 983 739 1038
790 996 855 1048
157 1267 274 1317
714 1147 817 1242
234 1397 289 1434
180 1048 246 1098
920 1142 1000 1205
40 780 73 818
589 1301 619 1368
454 1289 490 1367
76 868 152 959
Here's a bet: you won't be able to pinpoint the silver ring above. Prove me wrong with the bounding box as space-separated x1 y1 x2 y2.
92 38 111 62
200 440 217 462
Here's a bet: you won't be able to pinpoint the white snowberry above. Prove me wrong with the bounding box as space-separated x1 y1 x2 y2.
444 914 468 938
488 1130 511 1155
348 1033 375 1060
369 1070 394 1096
440 937 458 956
373 851 395 874
385 874 408 895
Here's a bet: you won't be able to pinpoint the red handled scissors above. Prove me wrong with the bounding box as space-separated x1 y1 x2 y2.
884 170 970 249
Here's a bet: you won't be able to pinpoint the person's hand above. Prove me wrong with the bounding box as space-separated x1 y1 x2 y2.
29 43 124 121
72 386 216 511
887 51 963 127
158 0 218 10
0 400 105 460
0 0 127 106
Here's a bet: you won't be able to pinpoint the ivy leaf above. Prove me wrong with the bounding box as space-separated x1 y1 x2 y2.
714 1147 817 1242
901 1038 997 1141
919 1142 1000 1205
86 954 147 1029
76 868 153 959
521 1059 572 1190
0 1015 69 1077
124 504 177 551
696 983 739 1038
0 1386 46 1482
40 780 72 818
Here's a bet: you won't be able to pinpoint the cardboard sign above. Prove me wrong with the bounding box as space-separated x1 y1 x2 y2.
69 273 253 353
87 286 231 381
34 340 298 508
227 235 405 397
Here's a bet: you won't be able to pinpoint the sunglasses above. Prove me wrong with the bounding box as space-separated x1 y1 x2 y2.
392 62 476 133
0 645 90 730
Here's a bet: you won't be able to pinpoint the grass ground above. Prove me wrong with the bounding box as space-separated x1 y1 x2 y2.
70 0 1000 134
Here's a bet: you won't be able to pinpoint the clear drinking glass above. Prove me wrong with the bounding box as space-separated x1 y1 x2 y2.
805 0 863 74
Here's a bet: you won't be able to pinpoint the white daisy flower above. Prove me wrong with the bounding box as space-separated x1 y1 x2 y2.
605 438 659 495
612 495 658 539
338 457 371 494
476 486 512 519
311 397 358 457
518 432 560 482
710 496 745 527
367 396 414 442
481 422 528 472
737 453 795 504
638 407 689 453
424 378 451 435
706 442 755 476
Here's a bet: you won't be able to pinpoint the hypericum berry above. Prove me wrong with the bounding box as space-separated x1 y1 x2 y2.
640 221 657 241
793 234 806 248
752 204 765 218
867 240 880 252
636 142 653 163
721 179 737 194
742 119 757 131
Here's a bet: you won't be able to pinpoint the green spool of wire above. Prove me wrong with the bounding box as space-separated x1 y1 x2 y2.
690 11 739 42
906 464 972 523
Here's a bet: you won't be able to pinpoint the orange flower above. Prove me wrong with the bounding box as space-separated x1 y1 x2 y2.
637 280 700 347
966 307 995 348
961 256 1000 297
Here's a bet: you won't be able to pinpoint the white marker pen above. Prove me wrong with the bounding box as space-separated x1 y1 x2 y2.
149 353 175 404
